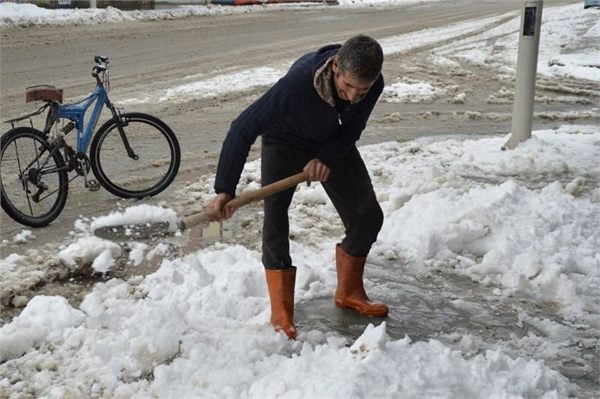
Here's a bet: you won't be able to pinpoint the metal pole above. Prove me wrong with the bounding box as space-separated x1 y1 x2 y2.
503 0 544 150
90 0 97 8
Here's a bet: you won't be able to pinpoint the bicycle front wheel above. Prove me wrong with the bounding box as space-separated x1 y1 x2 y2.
90 113 180 199
1 127 69 227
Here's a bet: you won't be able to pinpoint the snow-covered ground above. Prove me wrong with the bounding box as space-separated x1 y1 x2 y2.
1 1 599 398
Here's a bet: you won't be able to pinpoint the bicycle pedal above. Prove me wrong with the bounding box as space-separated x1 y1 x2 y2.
87 180 101 192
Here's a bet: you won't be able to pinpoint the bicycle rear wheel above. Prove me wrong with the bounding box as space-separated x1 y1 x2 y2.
90 112 180 199
1 127 69 227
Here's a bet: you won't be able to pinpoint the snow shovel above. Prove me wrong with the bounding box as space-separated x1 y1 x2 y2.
93 171 310 240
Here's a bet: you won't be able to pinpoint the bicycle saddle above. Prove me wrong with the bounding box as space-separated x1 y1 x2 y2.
25 85 63 104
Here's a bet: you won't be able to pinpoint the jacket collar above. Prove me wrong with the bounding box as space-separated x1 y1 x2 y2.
313 56 337 107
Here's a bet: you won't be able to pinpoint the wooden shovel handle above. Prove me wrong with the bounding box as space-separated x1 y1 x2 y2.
181 171 310 230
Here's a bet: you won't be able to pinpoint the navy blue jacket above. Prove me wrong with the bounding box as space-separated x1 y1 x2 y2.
214 44 384 196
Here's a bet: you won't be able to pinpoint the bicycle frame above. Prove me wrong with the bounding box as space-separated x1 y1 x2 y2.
58 83 108 153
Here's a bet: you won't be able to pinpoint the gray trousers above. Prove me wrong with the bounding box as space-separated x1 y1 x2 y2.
261 136 383 270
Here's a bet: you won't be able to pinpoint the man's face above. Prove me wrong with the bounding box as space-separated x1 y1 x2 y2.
332 57 374 103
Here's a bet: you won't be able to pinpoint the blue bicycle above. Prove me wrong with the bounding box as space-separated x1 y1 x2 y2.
1 56 181 227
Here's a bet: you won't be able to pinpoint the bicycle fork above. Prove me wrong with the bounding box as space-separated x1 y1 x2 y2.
107 102 139 161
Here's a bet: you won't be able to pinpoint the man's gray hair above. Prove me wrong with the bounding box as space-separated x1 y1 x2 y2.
336 35 384 83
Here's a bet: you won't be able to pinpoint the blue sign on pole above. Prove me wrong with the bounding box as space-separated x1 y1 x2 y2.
57 0 73 8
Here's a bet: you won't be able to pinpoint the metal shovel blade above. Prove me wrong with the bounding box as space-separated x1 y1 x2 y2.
93 221 176 241
92 171 309 241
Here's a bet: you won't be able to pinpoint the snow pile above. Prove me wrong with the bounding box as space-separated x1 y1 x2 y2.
0 3 270 27
382 80 445 103
366 126 600 325
436 4 600 82
1 125 597 397
0 0 441 28
156 67 287 103
380 13 517 58
58 236 123 274
0 296 86 363
0 244 577 397
10 230 34 245
0 251 70 312
90 204 180 234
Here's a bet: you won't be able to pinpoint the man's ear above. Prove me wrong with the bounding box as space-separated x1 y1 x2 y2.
332 56 339 73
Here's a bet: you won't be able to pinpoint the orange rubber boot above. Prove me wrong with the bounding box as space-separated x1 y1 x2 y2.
265 267 297 340
335 244 389 317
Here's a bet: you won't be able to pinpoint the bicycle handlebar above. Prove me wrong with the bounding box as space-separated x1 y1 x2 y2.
91 55 109 84
94 55 109 65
